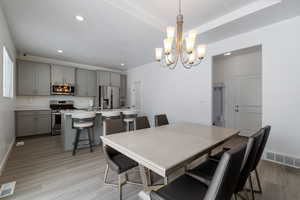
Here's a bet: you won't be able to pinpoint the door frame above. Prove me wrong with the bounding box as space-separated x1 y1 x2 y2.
211 45 263 134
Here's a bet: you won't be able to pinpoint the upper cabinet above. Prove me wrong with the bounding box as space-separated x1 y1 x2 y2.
17 60 51 96
97 71 110 86
97 71 121 87
120 75 127 98
110 73 121 87
76 69 97 97
51 65 75 85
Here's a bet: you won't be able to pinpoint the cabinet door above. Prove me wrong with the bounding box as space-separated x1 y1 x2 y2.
76 69 88 96
63 67 75 85
87 70 97 97
35 63 51 95
110 73 121 87
36 115 51 134
51 65 64 84
51 65 75 84
17 60 36 95
16 114 35 137
97 71 110 86
120 75 127 98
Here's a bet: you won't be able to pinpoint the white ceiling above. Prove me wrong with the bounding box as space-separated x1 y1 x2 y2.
1 0 300 69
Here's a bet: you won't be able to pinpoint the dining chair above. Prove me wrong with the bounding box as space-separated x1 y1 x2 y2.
249 126 271 194
102 119 141 200
135 116 150 130
150 143 247 200
154 114 169 127
186 128 265 200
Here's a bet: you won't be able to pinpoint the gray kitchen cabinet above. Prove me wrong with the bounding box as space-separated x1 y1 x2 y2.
51 65 75 84
110 73 121 87
97 71 110 86
16 110 51 137
120 74 127 98
76 69 96 97
17 60 51 96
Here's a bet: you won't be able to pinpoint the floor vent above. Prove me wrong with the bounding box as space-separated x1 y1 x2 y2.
0 182 16 198
264 151 300 169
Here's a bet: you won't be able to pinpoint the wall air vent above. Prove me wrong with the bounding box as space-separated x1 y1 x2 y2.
264 151 300 169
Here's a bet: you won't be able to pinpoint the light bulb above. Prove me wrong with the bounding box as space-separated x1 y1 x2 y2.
166 26 175 39
197 44 206 59
164 38 172 55
155 48 163 61
185 37 195 54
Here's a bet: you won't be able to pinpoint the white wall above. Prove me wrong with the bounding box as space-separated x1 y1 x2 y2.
0 3 16 173
127 16 300 159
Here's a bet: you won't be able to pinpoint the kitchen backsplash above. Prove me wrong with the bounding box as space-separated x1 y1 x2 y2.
16 96 95 109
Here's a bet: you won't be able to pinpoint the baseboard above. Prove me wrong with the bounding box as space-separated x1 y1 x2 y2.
0 139 15 176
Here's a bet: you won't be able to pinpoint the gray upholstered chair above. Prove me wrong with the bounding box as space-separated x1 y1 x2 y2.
135 116 151 130
154 114 169 127
102 119 141 200
150 143 247 200
186 128 265 200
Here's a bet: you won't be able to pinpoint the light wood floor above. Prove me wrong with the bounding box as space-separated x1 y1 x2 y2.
0 135 299 200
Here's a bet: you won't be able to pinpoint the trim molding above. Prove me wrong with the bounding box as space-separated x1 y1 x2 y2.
0 139 15 176
18 54 126 74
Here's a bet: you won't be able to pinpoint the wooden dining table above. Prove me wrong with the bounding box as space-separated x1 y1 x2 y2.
101 122 239 191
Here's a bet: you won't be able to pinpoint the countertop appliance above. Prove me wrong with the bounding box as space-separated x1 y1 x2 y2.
50 100 76 136
51 84 75 96
99 86 120 109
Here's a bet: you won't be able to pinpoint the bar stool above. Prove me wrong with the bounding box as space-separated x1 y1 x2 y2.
72 112 96 156
102 111 121 136
122 110 138 131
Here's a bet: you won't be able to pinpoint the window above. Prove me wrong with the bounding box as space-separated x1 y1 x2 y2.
3 46 14 98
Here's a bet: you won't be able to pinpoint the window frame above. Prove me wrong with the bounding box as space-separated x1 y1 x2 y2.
2 46 14 98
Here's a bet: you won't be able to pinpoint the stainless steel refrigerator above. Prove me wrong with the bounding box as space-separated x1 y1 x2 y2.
99 86 120 109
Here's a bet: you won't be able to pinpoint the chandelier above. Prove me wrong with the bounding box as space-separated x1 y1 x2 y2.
155 0 206 69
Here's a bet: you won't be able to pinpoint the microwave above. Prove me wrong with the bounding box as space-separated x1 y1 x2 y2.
51 84 75 95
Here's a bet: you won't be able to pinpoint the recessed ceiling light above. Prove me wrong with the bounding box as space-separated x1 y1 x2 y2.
76 15 84 21
121 63 125 66
57 50 63 53
224 52 232 56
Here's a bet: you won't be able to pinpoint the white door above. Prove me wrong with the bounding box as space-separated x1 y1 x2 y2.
131 81 141 110
233 75 262 136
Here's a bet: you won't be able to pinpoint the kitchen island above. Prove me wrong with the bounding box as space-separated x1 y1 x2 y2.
61 109 137 151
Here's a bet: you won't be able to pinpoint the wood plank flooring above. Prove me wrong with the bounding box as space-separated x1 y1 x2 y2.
0 135 299 200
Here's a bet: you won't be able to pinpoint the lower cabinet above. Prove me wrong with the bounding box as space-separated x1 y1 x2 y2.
16 110 51 137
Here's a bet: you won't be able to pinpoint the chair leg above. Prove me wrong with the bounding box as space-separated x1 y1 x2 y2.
72 129 80 156
255 169 263 193
87 128 93 153
104 165 118 186
118 175 123 200
248 174 255 200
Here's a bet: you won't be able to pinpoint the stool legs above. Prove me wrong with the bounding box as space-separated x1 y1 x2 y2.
87 128 93 153
73 129 80 156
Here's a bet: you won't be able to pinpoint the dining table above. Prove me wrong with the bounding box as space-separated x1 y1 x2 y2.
100 122 240 197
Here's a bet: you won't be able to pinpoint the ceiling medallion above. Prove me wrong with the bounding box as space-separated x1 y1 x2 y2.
155 0 206 69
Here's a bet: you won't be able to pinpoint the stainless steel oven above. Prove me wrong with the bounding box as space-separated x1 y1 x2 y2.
51 84 75 96
50 100 76 136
